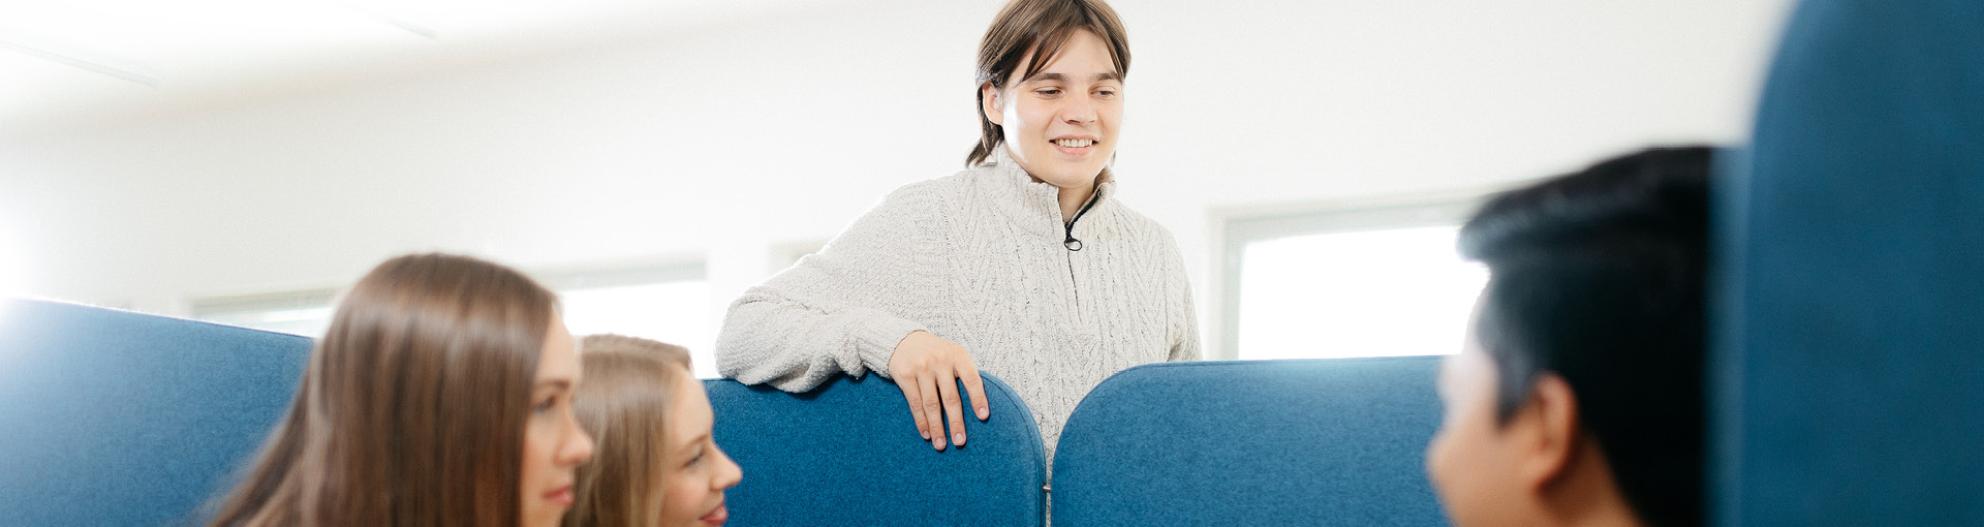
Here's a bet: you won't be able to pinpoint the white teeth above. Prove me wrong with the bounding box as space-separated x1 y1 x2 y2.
1054 138 1094 148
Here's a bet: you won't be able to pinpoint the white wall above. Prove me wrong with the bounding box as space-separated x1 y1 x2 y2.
0 0 1792 350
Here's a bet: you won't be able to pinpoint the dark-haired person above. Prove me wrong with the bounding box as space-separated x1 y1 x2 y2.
1427 146 1713 527
208 254 595 527
716 0 1198 461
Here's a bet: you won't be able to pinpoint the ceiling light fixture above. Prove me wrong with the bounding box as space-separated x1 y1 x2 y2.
340 2 439 40
0 37 159 87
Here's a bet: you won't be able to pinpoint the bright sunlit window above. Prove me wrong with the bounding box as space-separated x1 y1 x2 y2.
558 279 717 379
192 291 338 338
188 263 720 378
1223 200 1489 361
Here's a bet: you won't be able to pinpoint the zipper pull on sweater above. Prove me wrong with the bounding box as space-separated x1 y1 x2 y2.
1063 191 1101 252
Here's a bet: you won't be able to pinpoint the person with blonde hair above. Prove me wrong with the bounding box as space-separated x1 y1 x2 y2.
565 335 743 527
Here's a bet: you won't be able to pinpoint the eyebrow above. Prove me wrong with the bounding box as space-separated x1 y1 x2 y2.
1025 72 1123 84
533 379 572 392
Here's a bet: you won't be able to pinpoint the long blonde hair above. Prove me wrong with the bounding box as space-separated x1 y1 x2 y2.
562 334 693 527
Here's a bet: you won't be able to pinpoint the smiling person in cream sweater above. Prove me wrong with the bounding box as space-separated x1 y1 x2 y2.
715 0 1199 465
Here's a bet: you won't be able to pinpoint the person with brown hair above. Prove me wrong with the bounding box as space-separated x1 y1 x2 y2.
717 0 1197 463
207 253 595 527
564 335 742 527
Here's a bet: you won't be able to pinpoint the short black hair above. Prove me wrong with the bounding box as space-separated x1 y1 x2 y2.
1458 146 1713 527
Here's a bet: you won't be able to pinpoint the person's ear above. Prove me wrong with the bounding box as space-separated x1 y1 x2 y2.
1512 373 1582 490
981 83 1005 126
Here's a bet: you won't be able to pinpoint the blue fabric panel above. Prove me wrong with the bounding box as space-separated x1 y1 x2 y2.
1051 358 1447 526
1716 0 1984 524
705 373 1046 526
0 299 312 526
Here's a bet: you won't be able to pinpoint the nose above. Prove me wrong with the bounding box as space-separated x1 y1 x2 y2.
560 412 596 466
711 445 743 490
1062 93 1098 126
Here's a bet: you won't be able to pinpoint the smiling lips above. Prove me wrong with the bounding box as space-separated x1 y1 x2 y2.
543 485 574 507
701 502 729 526
1052 136 1099 155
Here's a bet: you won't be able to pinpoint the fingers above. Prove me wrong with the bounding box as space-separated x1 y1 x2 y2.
919 373 944 451
960 361 989 421
896 375 931 440
938 369 966 447
888 334 988 453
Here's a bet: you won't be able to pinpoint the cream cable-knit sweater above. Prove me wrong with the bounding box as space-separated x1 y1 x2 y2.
715 149 1201 462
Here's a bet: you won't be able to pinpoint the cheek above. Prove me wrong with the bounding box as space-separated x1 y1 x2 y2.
1428 393 1477 481
1013 100 1055 133
1099 103 1122 130
999 106 1033 145
1426 422 1460 487
661 472 708 520
521 418 556 472
1426 407 1507 525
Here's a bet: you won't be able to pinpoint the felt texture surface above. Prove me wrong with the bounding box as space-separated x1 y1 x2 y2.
1051 358 1446 526
1714 1 1984 523
706 372 1047 526
0 299 311 525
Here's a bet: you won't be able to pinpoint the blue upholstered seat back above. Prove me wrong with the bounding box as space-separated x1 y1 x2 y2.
1051 358 1447 526
705 374 1047 526
1716 0 1984 524
0 299 311 526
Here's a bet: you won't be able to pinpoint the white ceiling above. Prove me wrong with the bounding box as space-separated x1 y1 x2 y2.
0 0 821 134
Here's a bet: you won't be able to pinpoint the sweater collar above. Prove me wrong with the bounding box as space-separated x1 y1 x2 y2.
980 147 1116 235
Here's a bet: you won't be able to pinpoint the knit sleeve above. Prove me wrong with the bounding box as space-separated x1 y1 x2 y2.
1164 236 1203 362
714 183 943 392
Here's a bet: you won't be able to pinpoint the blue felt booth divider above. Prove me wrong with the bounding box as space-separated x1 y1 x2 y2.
1051 358 1447 526
1714 0 1984 524
0 299 311 525
706 373 1047 526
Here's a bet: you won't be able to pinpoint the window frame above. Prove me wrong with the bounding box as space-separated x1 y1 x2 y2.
189 288 340 336
1209 189 1499 360
532 258 706 294
185 257 710 338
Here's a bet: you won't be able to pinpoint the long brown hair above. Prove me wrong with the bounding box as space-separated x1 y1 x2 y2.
562 335 693 527
207 253 558 527
967 0 1131 167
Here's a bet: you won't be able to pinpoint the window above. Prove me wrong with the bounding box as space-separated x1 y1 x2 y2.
188 260 721 378
1218 197 1489 361
191 290 338 338
541 263 717 379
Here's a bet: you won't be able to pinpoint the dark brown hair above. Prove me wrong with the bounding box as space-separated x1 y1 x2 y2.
563 335 693 527
207 253 558 527
967 0 1131 167
1460 146 1713 526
